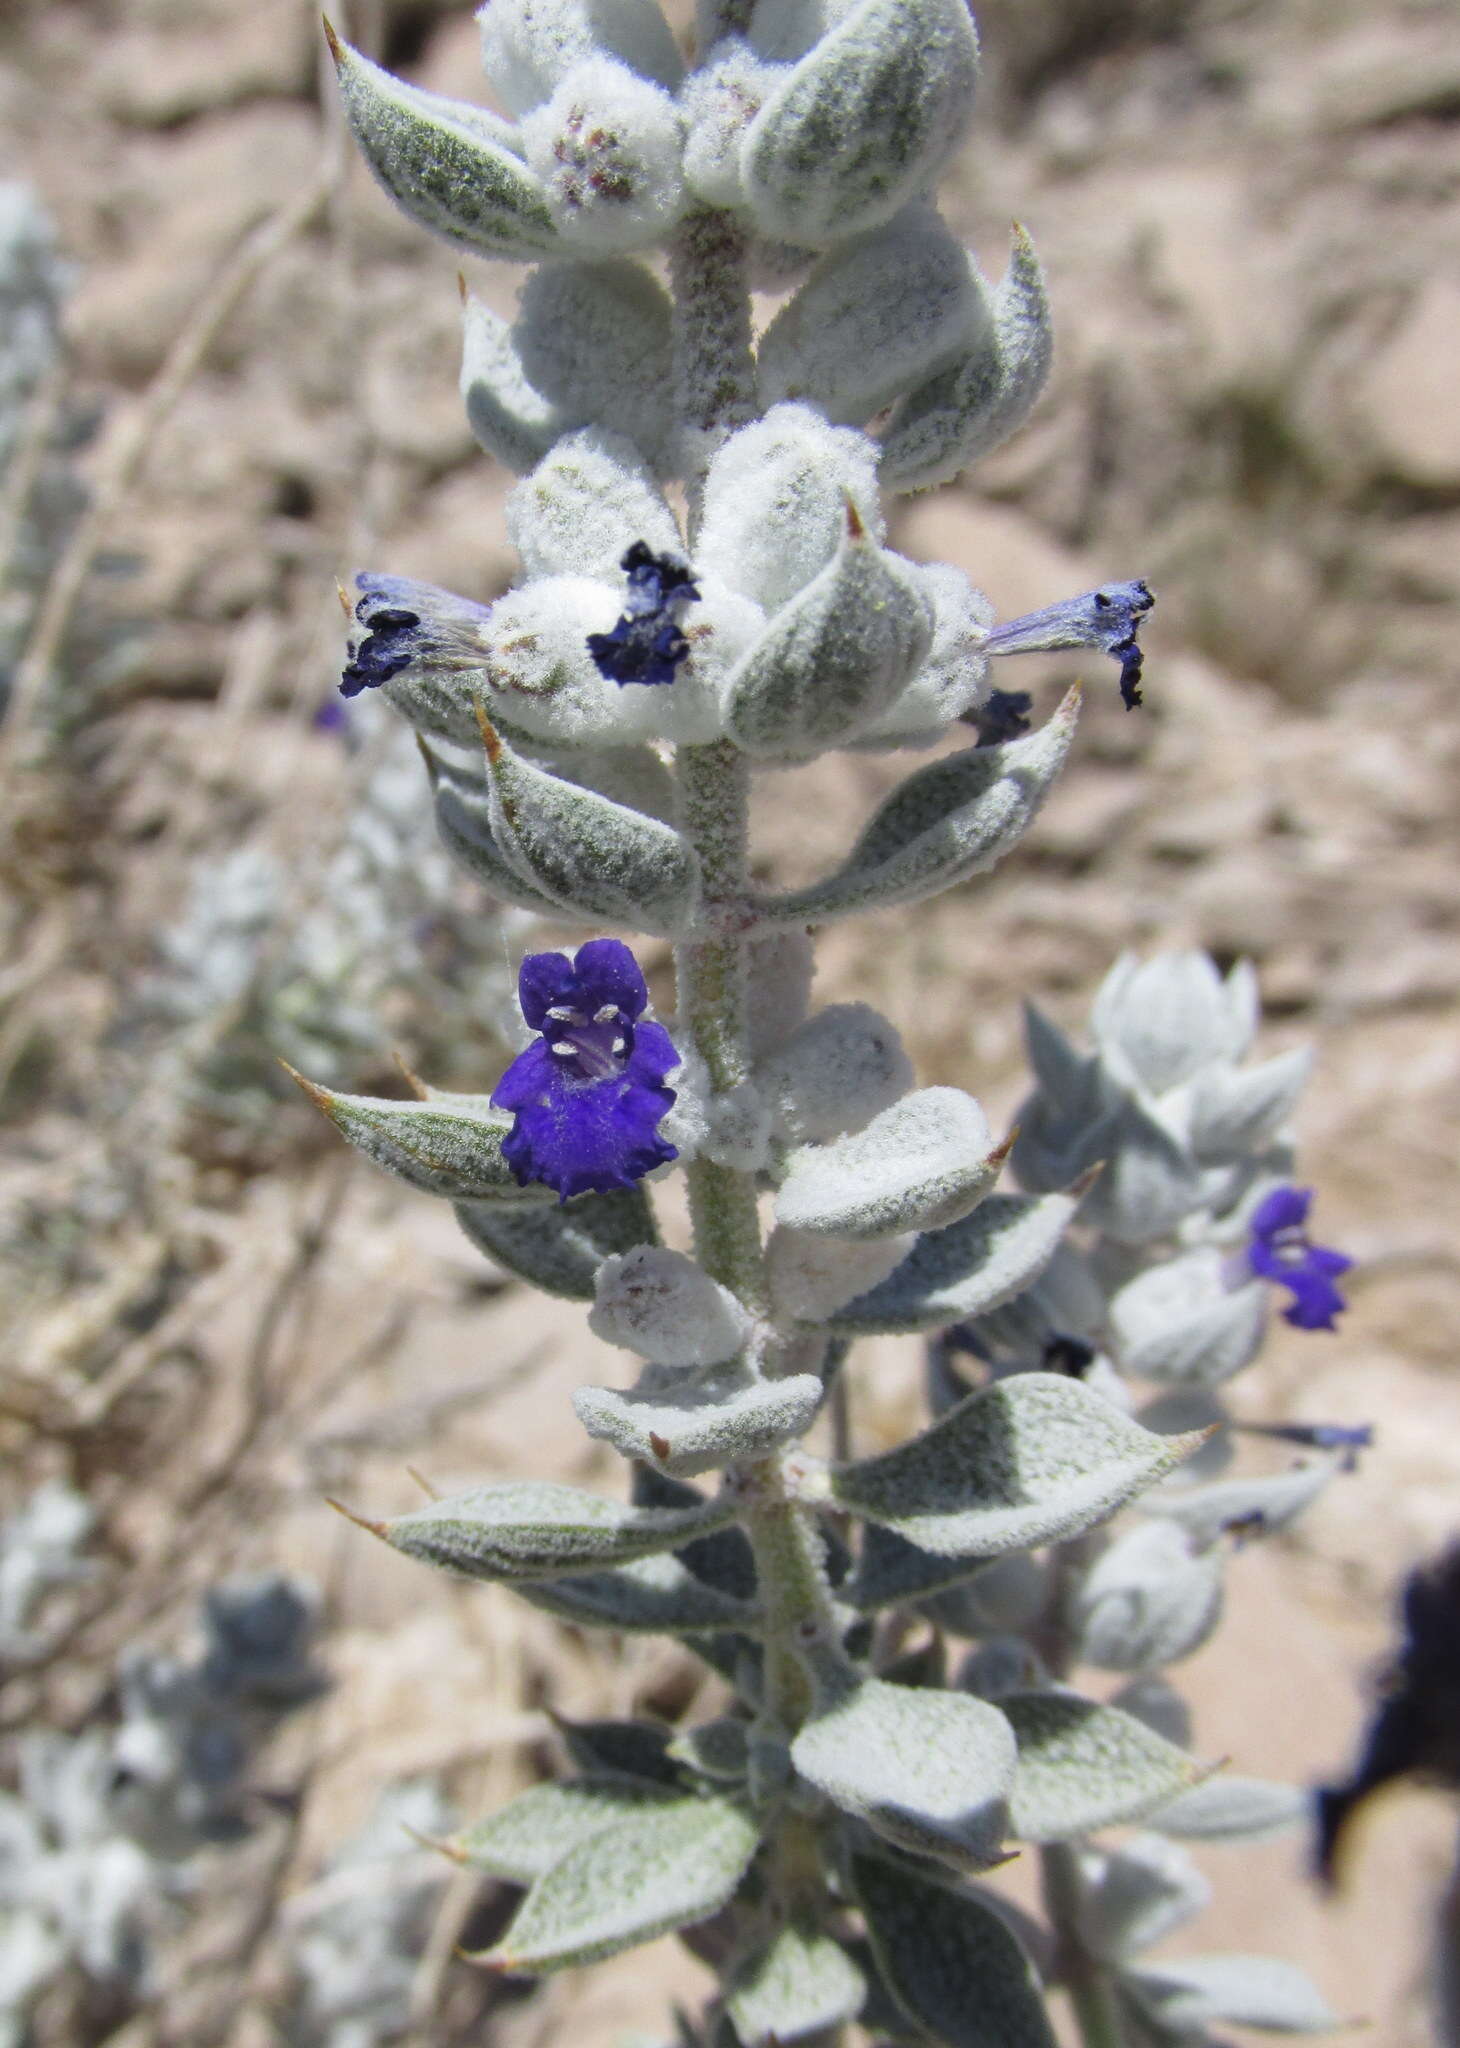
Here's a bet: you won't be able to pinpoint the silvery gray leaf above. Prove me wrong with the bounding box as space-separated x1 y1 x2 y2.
822 1192 1079 1335
725 514 932 758
667 1717 749 1784
727 1918 867 2046
519 1555 756 1634
1147 1459 1339 1549
452 1776 683 1882
425 741 572 915
760 691 1078 923
878 227 1052 491
380 1479 736 1582
1077 1097 1204 1246
459 292 563 473
830 1372 1206 1557
850 1523 1005 1612
286 1075 551 1204
476 1794 760 1973
853 1853 1057 2048
507 426 682 583
1109 1676 1193 1751
328 33 558 260
1186 1047 1313 1161
512 261 676 475
556 1715 679 1785
1123 1954 1340 2035
790 1663 1015 1869
741 0 979 246
481 716 700 935
455 1184 657 1299
1073 1518 1226 1672
1002 1692 1206 1843
1143 1774 1308 1843
755 205 982 426
1109 1252 1269 1387
1076 1834 1212 1964
1090 950 1255 1094
774 1088 1004 1240
922 1550 1051 1639
572 1369 825 1478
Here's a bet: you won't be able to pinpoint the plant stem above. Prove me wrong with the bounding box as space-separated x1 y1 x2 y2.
1041 1842 1128 2048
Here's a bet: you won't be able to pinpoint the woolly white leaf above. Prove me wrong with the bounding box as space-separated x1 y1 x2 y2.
573 1369 824 1477
774 1087 1001 1240
513 268 677 474
765 1226 912 1322
1124 1954 1340 2035
880 227 1052 491
727 1919 867 2046
453 1776 681 1881
589 1247 750 1367
764 691 1079 922
519 1553 756 1632
823 1192 1078 1335
741 0 979 246
381 1478 734 1581
681 39 787 208
288 1078 551 1203
427 743 589 914
757 206 980 425
1077 1835 1212 1964
455 1183 657 1299
1144 1774 1308 1844
522 58 686 254
791 1667 1015 1868
854 1854 1057 2048
1147 1460 1339 1549
832 1372 1207 1557
479 1795 760 1972
460 293 563 472
1003 1692 1206 1843
849 561 995 750
757 1002 913 1145
1186 1047 1314 1160
849 1524 996 1611
1110 1250 1269 1387
481 715 701 933
479 0 684 115
697 404 883 615
506 427 680 580
1091 950 1255 1094
329 35 557 259
1073 1518 1226 1673
725 522 933 759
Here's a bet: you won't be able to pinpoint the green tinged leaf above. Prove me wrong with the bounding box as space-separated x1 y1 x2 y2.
455 1183 657 1299
329 32 558 260
822 1193 1077 1335
849 1523 996 1611
1144 1775 1307 1843
832 1372 1207 1560
573 1370 825 1478
762 696 1077 923
482 716 701 936
854 1855 1057 2048
383 1479 735 1582
727 1919 867 2046
453 1776 682 1882
289 1077 551 1203
556 1716 679 1785
1003 1692 1206 1843
518 1554 757 1634
1123 1955 1340 2035
480 1794 761 1973
790 1668 1015 1869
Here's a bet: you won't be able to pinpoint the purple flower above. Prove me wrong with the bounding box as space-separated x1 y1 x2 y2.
491 939 679 1202
1236 1419 1373 1472
1244 1185 1353 1331
340 574 491 700
586 541 700 688
965 687 1034 748
985 579 1155 710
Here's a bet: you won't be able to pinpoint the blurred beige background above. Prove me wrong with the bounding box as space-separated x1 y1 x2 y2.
1 0 1458 2041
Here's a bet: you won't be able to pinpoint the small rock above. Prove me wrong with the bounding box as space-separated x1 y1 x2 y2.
1351 278 1460 489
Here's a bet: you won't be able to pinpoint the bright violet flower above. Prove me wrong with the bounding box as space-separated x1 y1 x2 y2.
985 579 1154 709
340 573 491 699
1244 1184 1353 1331
492 940 679 1202
586 541 700 688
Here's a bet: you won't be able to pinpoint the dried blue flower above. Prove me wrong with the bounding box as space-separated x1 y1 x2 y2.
1236 1419 1373 1471
491 939 679 1202
340 573 491 699
966 687 1033 747
586 540 700 688
985 579 1155 709
1243 1184 1353 1331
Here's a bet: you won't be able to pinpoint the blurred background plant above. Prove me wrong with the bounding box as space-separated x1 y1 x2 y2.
0 0 1457 2041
